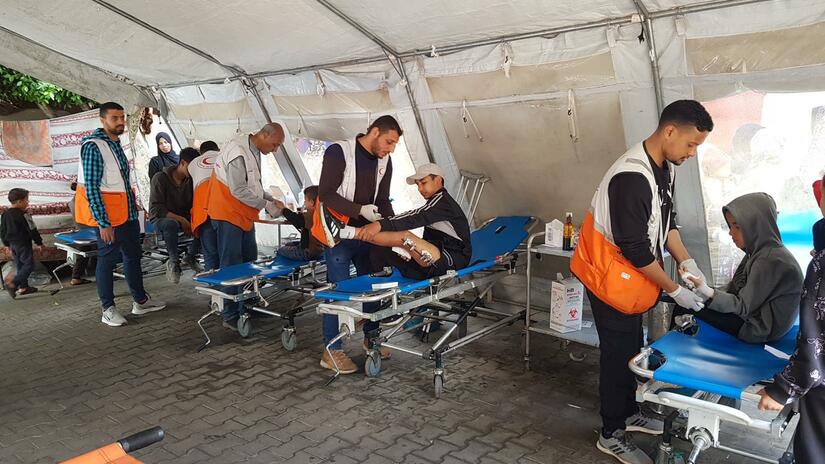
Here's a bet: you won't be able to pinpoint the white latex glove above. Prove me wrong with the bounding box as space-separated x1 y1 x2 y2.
679 259 707 290
692 281 714 300
668 285 705 312
360 204 383 222
264 200 282 219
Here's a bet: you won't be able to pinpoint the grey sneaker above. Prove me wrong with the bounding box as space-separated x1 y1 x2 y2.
183 254 202 273
132 296 167 315
625 411 664 435
166 260 181 284
102 306 127 327
597 430 653 464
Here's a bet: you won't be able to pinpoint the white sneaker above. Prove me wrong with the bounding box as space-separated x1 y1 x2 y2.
625 411 664 435
132 296 167 315
102 306 127 327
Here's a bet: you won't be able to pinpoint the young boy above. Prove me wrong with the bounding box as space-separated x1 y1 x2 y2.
1 188 43 298
320 163 472 280
757 178 825 464
273 186 323 261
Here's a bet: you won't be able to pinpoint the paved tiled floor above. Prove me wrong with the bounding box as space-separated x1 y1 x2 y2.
0 272 793 463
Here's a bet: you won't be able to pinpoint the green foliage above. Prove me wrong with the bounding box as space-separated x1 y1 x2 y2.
0 65 96 110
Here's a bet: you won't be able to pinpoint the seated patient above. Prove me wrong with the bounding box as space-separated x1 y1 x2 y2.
675 192 802 342
273 185 323 261
322 163 472 279
149 147 201 283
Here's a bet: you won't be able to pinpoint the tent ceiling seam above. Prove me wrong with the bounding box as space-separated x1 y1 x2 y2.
314 0 435 162
89 0 245 78
150 0 773 91
0 24 155 105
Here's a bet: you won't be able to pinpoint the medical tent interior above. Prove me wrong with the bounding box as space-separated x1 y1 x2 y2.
2 0 825 317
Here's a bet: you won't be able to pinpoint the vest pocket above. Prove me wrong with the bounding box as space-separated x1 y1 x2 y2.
597 255 659 314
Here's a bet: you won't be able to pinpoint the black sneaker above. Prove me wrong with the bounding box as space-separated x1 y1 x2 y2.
318 202 344 247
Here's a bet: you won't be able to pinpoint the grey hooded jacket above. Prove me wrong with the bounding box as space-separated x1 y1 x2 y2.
707 192 803 342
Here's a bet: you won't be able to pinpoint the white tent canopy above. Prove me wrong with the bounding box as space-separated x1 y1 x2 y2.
3 0 825 281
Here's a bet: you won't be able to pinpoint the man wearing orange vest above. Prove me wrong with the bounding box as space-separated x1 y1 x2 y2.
189 141 220 272
570 100 713 464
314 115 400 375
206 124 284 329
76 102 166 327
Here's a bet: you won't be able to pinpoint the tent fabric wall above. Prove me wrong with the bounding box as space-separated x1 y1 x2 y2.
4 0 825 284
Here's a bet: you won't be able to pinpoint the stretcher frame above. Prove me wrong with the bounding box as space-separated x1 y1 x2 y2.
314 216 537 397
628 322 797 464
193 256 326 352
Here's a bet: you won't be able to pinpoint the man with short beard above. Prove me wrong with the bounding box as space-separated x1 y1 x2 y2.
314 115 401 374
76 102 166 327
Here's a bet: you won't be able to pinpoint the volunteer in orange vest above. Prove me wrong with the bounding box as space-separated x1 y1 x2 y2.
206 123 284 329
570 100 714 464
76 102 166 327
312 116 400 375
189 140 220 272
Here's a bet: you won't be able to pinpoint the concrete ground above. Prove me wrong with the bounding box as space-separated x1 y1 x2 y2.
0 271 793 463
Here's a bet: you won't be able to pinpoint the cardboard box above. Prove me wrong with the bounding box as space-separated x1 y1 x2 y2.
549 276 584 333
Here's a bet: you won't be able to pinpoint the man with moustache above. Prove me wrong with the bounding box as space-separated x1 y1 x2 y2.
75 102 166 327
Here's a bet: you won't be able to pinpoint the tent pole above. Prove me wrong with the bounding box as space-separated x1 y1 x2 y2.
314 0 435 162
91 0 306 187
154 0 772 91
90 0 243 77
630 0 665 112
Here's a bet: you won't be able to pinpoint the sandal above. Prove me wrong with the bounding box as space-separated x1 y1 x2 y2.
16 287 38 296
71 278 92 286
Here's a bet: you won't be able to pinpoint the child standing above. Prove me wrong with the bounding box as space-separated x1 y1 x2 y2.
1 188 43 298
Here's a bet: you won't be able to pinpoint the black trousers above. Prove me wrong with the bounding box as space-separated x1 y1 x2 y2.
794 386 825 464
671 305 745 338
588 290 644 433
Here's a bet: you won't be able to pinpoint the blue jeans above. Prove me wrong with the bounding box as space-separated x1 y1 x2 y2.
152 217 197 262
10 242 33 288
323 239 378 349
95 220 147 309
213 219 257 321
199 218 219 271
276 241 311 261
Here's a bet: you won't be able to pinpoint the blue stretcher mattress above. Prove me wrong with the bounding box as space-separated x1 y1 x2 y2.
55 228 98 245
194 255 321 286
313 216 532 301
651 321 798 399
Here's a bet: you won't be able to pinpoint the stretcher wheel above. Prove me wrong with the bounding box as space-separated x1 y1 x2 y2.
238 316 252 338
433 374 444 398
365 351 381 377
281 329 297 351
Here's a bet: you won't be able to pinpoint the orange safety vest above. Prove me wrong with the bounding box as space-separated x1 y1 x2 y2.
570 143 672 315
75 139 130 228
310 138 388 247
206 134 263 232
188 150 218 237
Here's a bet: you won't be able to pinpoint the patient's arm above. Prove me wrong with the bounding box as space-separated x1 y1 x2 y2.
357 228 441 267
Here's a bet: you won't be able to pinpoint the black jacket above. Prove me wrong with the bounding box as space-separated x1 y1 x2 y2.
318 136 394 227
379 188 472 268
0 207 43 247
282 208 322 258
766 220 825 404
